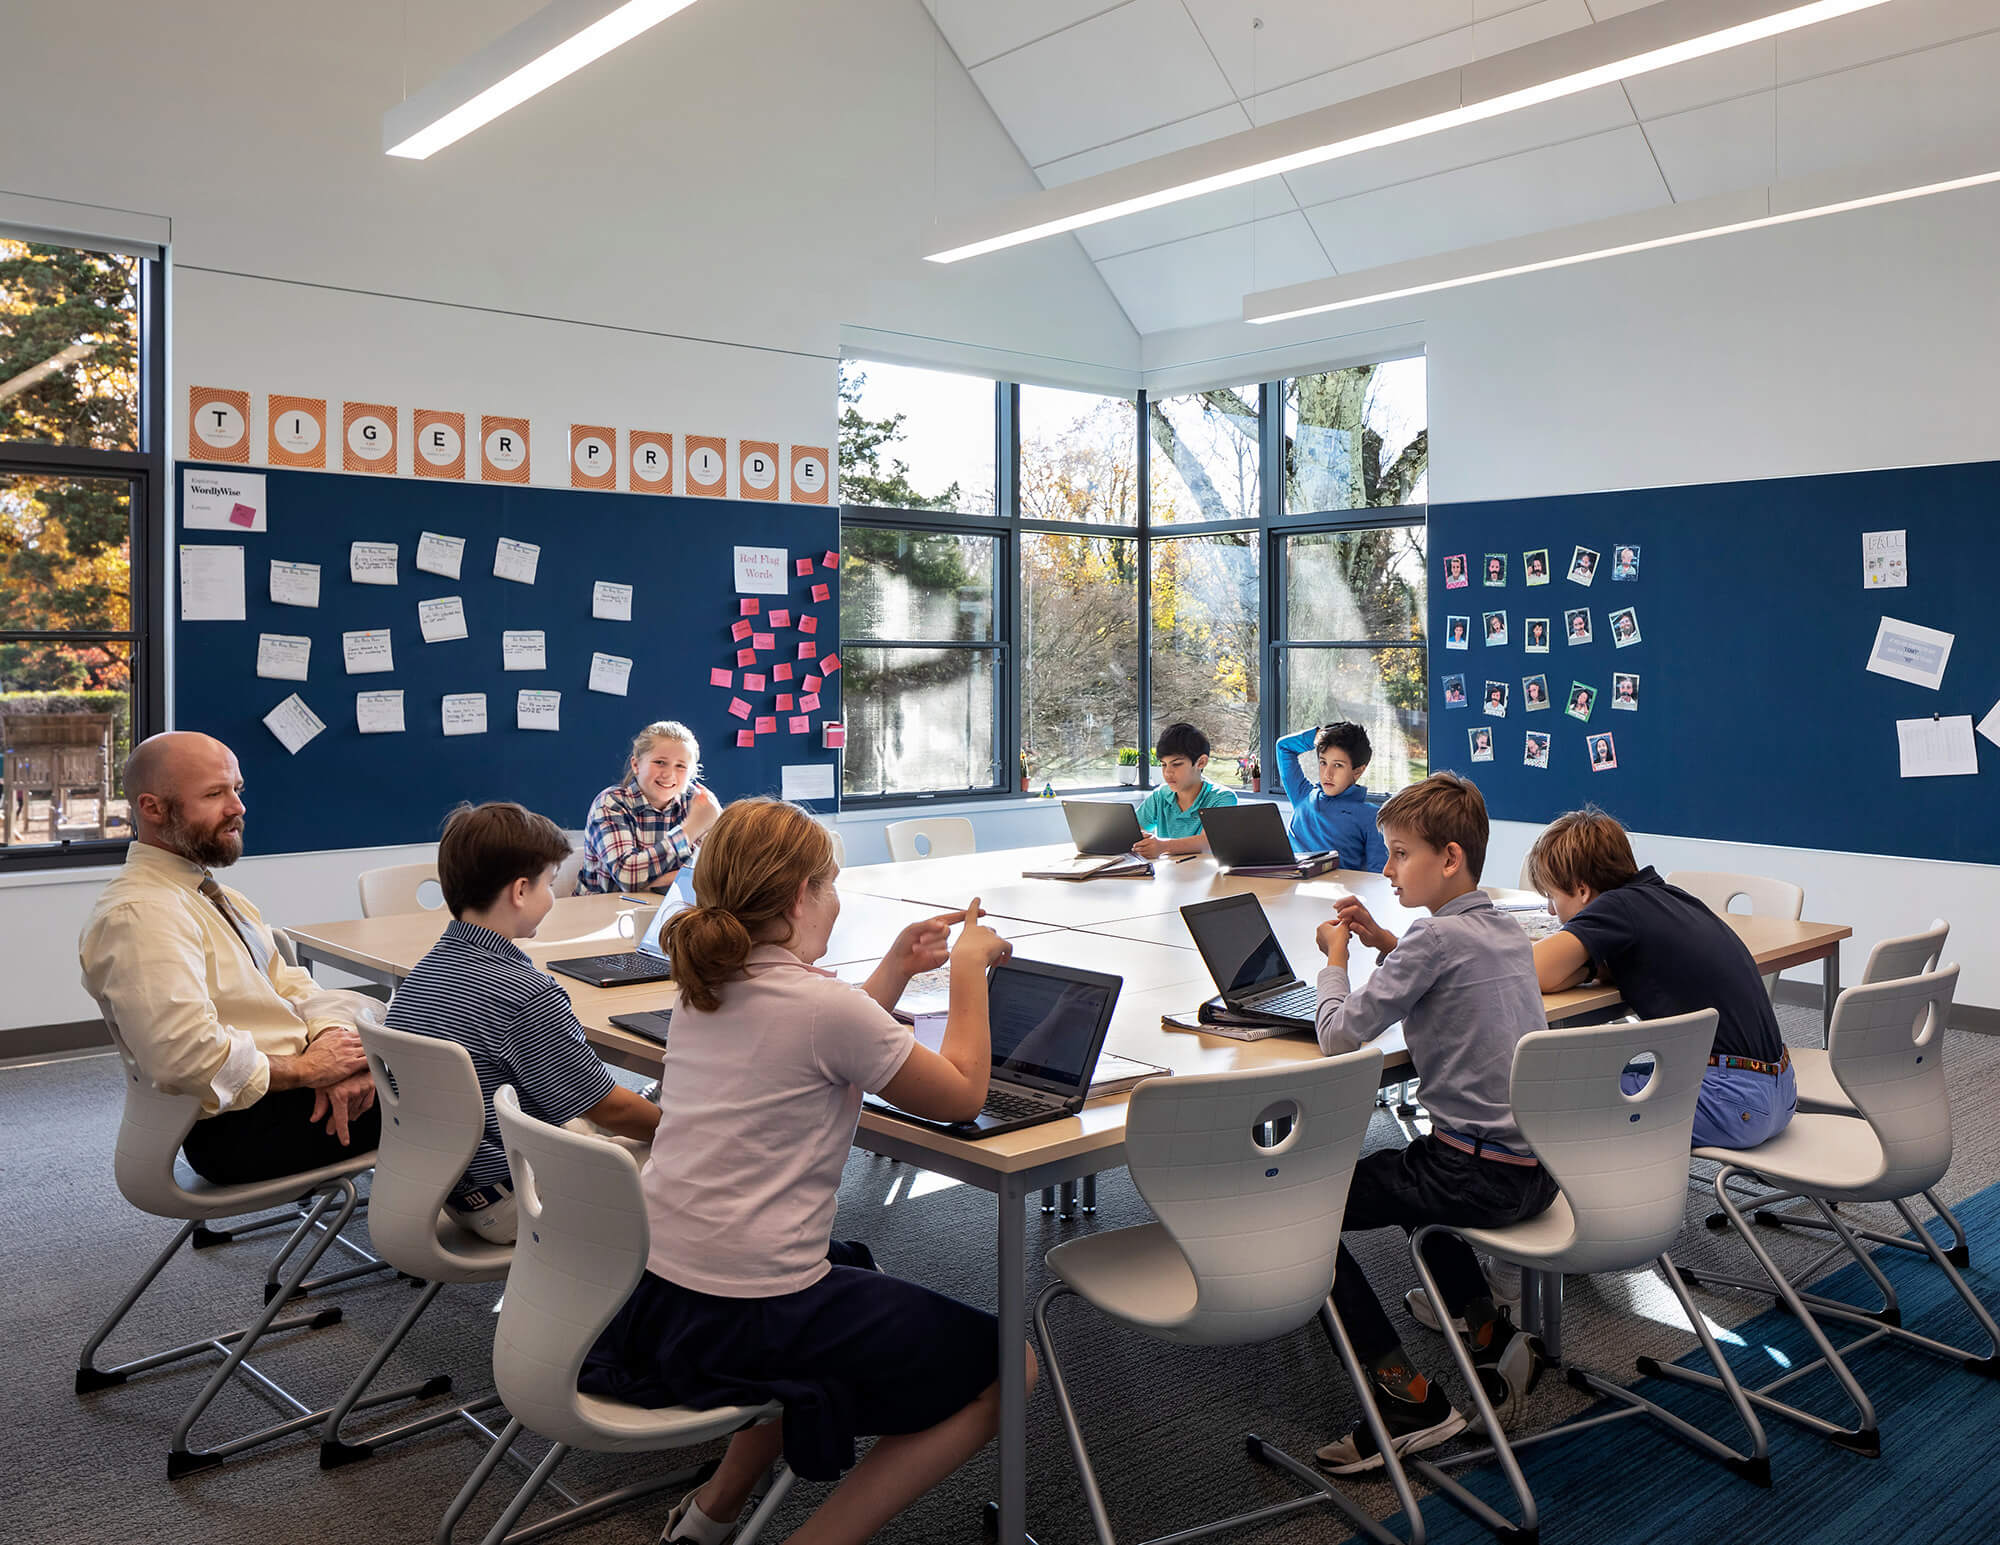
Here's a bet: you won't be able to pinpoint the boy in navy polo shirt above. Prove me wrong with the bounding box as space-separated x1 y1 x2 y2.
1132 721 1237 859
386 802 660 1242
1273 720 1390 870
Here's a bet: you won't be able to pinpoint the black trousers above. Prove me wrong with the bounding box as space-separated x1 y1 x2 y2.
181 1087 382 1187
1332 1136 1559 1365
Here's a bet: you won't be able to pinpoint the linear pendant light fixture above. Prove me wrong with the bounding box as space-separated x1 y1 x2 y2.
924 0 1896 264
1241 151 2000 323
383 0 704 160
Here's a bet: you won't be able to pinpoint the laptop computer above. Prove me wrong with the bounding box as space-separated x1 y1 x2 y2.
865 957 1123 1138
547 897 686 987
1063 800 1145 855
607 1008 674 1043
1197 802 1339 878
1180 893 1320 1029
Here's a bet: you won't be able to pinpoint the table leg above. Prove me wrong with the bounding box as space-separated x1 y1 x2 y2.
995 1173 1028 1545
1822 947 1840 1046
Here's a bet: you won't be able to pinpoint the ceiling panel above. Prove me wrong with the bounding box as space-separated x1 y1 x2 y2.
1469 0 1596 56
1076 179 1299 261
969 0 1236 167
1034 103 1251 182
1640 92 1780 202
927 0 1135 72
1305 125 1669 273
1097 211 1333 333
1761 26 2000 176
1182 0 1479 100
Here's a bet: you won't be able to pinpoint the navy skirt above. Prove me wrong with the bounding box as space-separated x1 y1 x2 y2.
579 1241 999 1481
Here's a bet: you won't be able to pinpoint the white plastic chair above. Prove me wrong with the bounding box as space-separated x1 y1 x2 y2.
1403 1011 1767 1541
358 861 445 917
1664 870 1804 1001
76 1008 408 1477
1664 966 2000 1457
818 818 847 868
1034 1049 1428 1545
552 848 586 899
883 816 975 863
440 1086 792 1545
319 1023 516 1468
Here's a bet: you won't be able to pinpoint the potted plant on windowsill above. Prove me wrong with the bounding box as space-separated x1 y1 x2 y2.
1116 747 1140 786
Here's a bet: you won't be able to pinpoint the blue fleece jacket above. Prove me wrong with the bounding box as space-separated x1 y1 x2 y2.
1275 728 1388 871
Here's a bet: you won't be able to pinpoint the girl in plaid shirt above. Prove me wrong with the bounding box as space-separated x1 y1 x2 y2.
578 721 723 894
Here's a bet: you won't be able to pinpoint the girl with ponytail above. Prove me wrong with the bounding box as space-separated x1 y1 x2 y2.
581 798 1034 1545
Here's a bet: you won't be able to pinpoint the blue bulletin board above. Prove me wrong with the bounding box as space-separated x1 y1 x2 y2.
1427 459 2000 865
174 462 843 856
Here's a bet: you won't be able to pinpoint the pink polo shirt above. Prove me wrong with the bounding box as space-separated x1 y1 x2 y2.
643 944 916 1296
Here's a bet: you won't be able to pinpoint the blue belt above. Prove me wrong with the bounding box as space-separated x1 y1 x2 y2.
1433 1126 1540 1168
449 1181 513 1212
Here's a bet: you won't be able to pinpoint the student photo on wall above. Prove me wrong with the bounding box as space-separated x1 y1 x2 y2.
1610 606 1640 647
1470 726 1494 762
1443 674 1467 708
1446 616 1469 650
1612 672 1639 710
1613 544 1640 581
1568 545 1599 586
1565 608 1592 645
1524 549 1550 586
1567 681 1596 722
1525 618 1550 654
1522 674 1549 711
1590 733 1618 771
1483 610 1508 647
1524 731 1551 769
1483 681 1509 717
1444 553 1468 589
1484 553 1507 587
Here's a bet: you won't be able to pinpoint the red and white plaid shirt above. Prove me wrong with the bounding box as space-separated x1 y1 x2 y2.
578 779 698 893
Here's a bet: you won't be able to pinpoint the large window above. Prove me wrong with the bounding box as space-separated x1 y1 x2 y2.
1021 532 1138 790
1150 531 1258 785
1147 385 1259 525
0 237 163 864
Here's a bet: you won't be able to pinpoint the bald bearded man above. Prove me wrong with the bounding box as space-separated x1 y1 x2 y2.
79 732 381 1183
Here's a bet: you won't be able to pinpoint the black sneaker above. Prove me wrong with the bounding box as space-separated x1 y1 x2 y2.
1315 1380 1467 1474
1470 1313 1544 1427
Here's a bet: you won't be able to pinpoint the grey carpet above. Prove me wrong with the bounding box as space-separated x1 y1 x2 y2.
6 1002 1997 1544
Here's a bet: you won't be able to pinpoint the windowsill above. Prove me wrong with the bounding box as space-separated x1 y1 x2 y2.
834 789 1285 822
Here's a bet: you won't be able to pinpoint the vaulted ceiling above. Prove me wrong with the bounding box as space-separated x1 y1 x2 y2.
926 0 2000 335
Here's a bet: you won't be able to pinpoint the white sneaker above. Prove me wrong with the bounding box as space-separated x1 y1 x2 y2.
662 1489 738 1545
1403 1284 1523 1335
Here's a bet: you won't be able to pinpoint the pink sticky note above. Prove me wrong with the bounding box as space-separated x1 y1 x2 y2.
811 583 830 603
731 619 753 641
772 662 793 681
822 723 846 749
822 551 838 569
803 674 822 692
709 667 732 687
821 653 841 674
736 729 755 748
739 598 760 616
737 647 756 666
755 715 777 734
800 692 820 711
776 693 795 711
229 501 258 528
768 609 790 629
797 641 817 659
795 557 814 576
752 632 776 651
789 715 809 734
798 614 818 634
727 697 751 720
742 672 767 691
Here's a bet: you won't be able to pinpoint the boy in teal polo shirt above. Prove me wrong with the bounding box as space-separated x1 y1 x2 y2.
1133 722 1238 858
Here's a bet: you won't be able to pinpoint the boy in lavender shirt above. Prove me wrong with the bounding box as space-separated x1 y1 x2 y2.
1309 773 1556 1473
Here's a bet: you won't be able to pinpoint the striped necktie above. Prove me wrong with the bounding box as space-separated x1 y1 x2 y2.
199 875 273 975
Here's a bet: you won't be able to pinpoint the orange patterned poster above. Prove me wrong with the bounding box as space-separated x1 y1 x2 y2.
342 401 398 474
685 435 727 499
267 394 327 468
414 410 466 479
629 430 673 494
739 440 780 502
789 444 830 505
188 386 250 463
480 415 531 484
570 423 616 491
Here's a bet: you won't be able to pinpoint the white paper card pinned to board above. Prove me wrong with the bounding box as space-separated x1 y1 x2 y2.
342 628 394 674
734 546 787 595
501 630 546 671
180 545 246 621
182 469 267 532
1978 698 2000 750
780 763 837 802
356 690 405 734
416 531 466 580
255 633 311 681
418 596 468 643
494 537 540 585
350 542 399 585
592 580 633 621
1866 616 1953 691
263 693 325 755
442 693 488 736
517 689 561 731
1898 716 1977 778
588 651 632 696
270 559 320 608
1863 529 1907 589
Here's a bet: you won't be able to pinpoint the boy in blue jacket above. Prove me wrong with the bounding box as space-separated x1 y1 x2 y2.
1274 721 1389 871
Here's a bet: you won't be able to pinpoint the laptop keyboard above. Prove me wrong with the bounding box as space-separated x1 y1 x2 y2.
1249 983 1318 1021
585 953 670 979
981 1087 1055 1121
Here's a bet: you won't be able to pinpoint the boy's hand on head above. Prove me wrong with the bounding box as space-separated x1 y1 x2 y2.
1316 918 1350 964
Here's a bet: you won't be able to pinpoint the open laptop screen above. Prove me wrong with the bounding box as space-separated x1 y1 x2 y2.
988 962 1117 1090
1182 894 1294 998
636 896 688 960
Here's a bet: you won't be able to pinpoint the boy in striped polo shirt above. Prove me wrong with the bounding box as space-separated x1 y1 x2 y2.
387 802 660 1242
